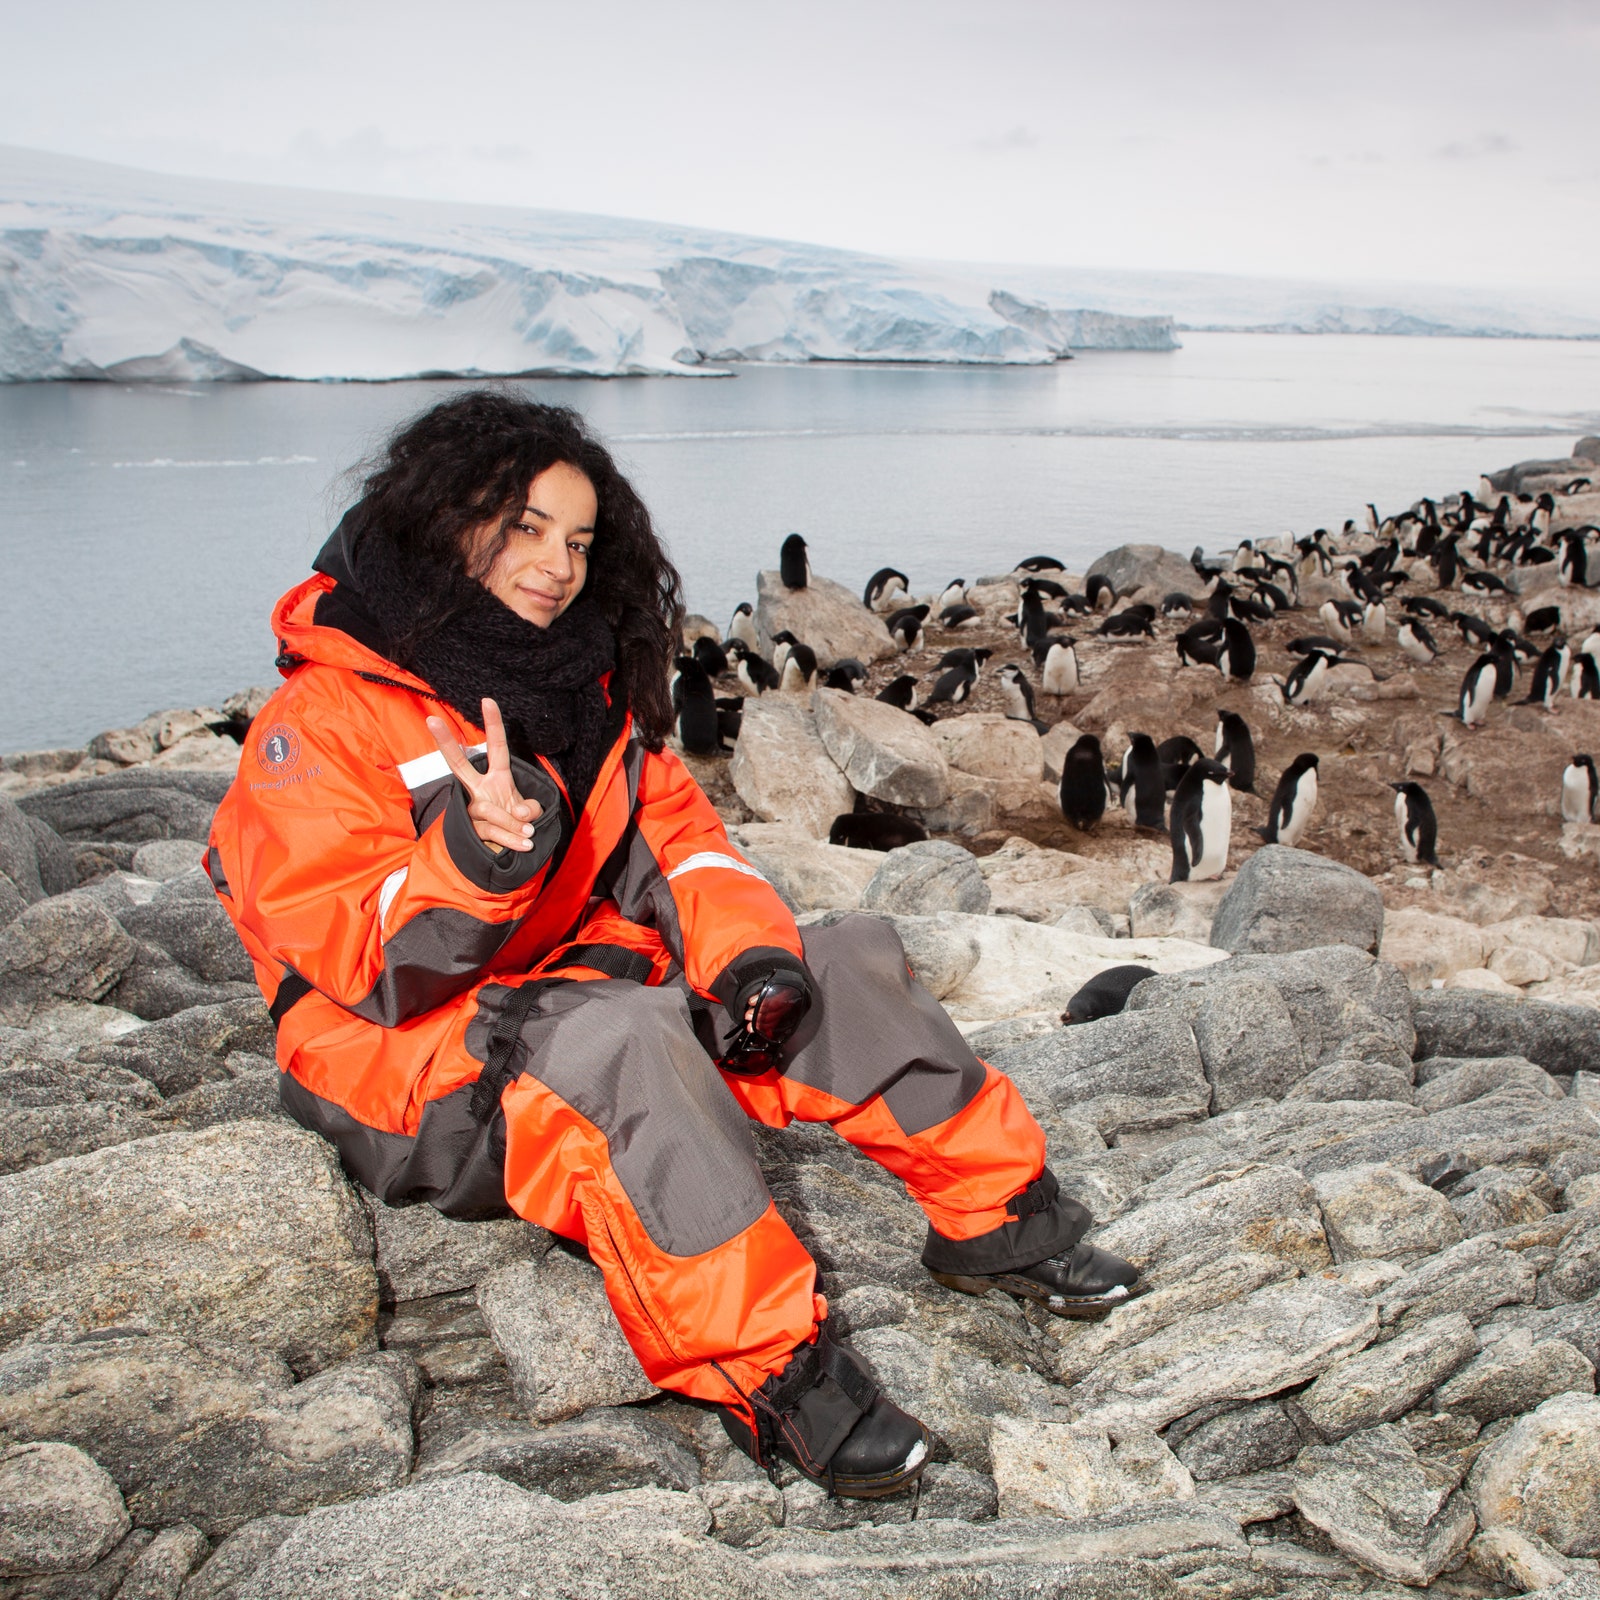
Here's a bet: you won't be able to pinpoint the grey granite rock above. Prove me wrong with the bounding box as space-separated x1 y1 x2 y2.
362 1190 549 1304
1299 1312 1479 1440
0 800 46 908
767 1159 926 1293
810 687 950 808
118 881 252 986
1470 1391 1600 1557
154 1054 287 1133
1487 1299 1600 1372
1417 1055 1565 1113
755 570 896 669
1292 1423 1477 1585
1210 846 1384 956
1087 544 1209 600
25 821 76 900
1169 1400 1304 1481
130 841 209 883
0 1122 377 1374
1541 1210 1600 1307
416 1407 699 1501
1434 1328 1596 1423
230 1473 790 1600
477 1249 655 1423
112 1523 209 1600
987 1010 1209 1141
874 914 981 1000
1451 1165 1558 1236
177 1517 297 1600
1311 1162 1463 1264
0 894 137 1017
913 1461 998 1522
1413 991 1600 1076
76 998 274 1096
698 1477 785 1547
0 1442 130 1578
1286 1059 1414 1104
0 1057 163 1174
860 841 990 916
728 697 855 840
107 941 258 1022
990 1415 1195 1521
1379 1238 1538 1330
18 770 232 845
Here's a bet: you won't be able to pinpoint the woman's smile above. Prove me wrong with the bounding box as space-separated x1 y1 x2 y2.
478 459 597 626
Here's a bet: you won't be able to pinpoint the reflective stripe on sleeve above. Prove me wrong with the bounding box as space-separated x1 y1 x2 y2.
664 851 768 884
378 867 409 930
397 743 488 792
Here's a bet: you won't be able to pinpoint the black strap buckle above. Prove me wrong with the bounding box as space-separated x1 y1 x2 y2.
1007 1168 1060 1222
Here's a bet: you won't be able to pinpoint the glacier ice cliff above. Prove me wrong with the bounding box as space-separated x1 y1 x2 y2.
0 146 1173 382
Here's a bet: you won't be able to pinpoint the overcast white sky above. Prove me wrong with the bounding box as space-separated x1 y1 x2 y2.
2 0 1596 292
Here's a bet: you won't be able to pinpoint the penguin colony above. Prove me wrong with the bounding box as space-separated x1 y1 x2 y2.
674 476 1600 883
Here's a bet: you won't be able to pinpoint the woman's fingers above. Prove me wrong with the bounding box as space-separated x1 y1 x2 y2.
470 795 536 847
477 700 539 821
426 716 480 789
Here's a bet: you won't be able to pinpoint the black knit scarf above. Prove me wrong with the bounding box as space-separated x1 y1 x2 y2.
342 531 616 814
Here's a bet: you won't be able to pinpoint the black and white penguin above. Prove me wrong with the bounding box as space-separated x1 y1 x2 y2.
1453 611 1497 650
927 658 977 706
1561 755 1599 823
1490 633 1519 700
1039 636 1080 696
1362 600 1387 643
1119 733 1166 829
1521 644 1567 709
779 642 818 693
1085 574 1117 612
862 567 908 610
823 657 869 691
1522 605 1563 636
715 698 744 744
734 647 781 697
1156 735 1203 791
1217 617 1257 680
1059 735 1108 831
1061 965 1156 1025
1319 599 1361 645
1461 569 1511 596
693 635 730 677
1161 592 1195 617
779 533 809 589
1402 595 1451 620
768 630 798 673
727 602 759 651
939 646 993 677
1560 532 1589 588
1390 781 1440 867
936 579 967 613
886 605 928 651
1175 621 1224 669
1456 654 1496 728
1258 752 1320 848
1015 554 1066 573
1572 655 1600 700
1396 619 1441 665
939 604 981 630
1096 608 1156 638
671 658 724 755
876 674 919 711
1214 710 1256 793
1279 650 1333 706
997 663 1042 728
828 813 930 851
1168 757 1233 883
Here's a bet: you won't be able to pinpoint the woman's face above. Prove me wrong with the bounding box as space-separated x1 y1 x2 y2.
475 461 597 627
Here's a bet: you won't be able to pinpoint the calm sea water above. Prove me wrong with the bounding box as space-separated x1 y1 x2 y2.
2 333 1597 753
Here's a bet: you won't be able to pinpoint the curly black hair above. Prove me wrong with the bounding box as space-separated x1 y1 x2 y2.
340 389 683 745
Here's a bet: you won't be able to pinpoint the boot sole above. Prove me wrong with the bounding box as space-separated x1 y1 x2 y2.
930 1269 1136 1320
724 1413 932 1500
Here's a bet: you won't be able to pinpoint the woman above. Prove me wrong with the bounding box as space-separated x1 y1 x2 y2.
207 391 1137 1499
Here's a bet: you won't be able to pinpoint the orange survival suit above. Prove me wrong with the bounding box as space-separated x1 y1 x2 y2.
207 537 1089 1415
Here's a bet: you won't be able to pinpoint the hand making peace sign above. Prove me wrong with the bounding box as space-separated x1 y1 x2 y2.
426 698 542 853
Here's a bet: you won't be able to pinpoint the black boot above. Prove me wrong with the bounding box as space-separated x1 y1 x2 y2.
930 1241 1140 1319
719 1326 930 1498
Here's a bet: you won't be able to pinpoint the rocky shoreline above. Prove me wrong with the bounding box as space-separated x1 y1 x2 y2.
1 445 1599 1598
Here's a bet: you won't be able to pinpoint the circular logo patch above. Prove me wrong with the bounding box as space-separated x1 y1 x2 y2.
256 724 302 774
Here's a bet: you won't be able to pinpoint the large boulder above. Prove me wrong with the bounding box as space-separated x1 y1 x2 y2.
0 1441 130 1579
0 1122 377 1374
1311 1164 1464 1264
932 714 1043 782
1297 1312 1479 1440
0 1054 165 1175
754 570 895 669
728 698 854 840
1412 990 1600 1076
363 1192 550 1304
1087 544 1208 601
726 823 880 913
0 798 46 908
1210 847 1384 956
18 769 233 843
0 893 138 1018
1381 908 1489 988
1433 1327 1596 1424
989 1415 1194 1520
115 872 253 985
76 995 274 1096
1469 1391 1600 1557
810 688 949 808
860 841 990 915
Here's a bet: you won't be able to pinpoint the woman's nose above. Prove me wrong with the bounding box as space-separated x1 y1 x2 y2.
539 540 574 582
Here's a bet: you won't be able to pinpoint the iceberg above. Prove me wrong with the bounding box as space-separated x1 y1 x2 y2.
0 145 1173 382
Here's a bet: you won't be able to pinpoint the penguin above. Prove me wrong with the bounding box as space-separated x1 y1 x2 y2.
1015 554 1066 573
1286 635 1351 659
1456 654 1496 728
1390 782 1440 867
1018 585 1064 648
829 813 930 851
1559 532 1589 588
671 658 724 755
1523 605 1563 635
692 636 730 677
779 642 818 693
735 648 781 697
1362 601 1387 644
997 663 1044 729
1096 608 1156 638
1561 755 1599 824
1402 595 1451 620
1319 599 1361 645
939 604 981 629
1521 645 1567 709
886 605 928 651
1217 617 1257 680
1058 735 1108 831
862 567 908 610
1161 592 1195 617
1257 752 1320 847
876 674 920 711
1279 650 1333 706
936 579 967 613
1396 619 1441 665
1214 710 1256 794
1461 569 1511 596
1573 655 1600 700
1433 537 1461 591
938 646 993 676
1119 732 1166 829
779 533 809 589
1061 965 1156 1025
1085 574 1117 612
1175 622 1224 668
1452 612 1498 650
822 657 869 691
715 698 743 744
1169 757 1233 883
1156 735 1203 791
727 602 758 651
1490 633 1518 700
768 630 798 673
1020 575 1070 601
927 658 977 706
1564 478 1594 496
1039 637 1080 696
